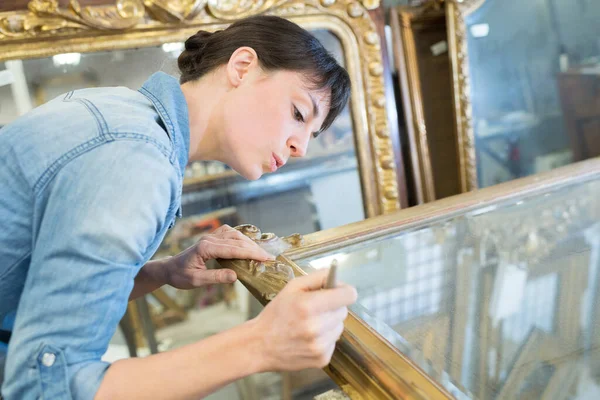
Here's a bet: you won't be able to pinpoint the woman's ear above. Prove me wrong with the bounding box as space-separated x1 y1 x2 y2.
226 47 259 88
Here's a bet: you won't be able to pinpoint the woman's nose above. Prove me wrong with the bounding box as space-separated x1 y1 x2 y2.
287 135 309 158
289 144 306 158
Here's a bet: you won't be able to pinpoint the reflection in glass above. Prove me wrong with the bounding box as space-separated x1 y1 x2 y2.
465 0 600 187
298 176 600 399
515 362 555 400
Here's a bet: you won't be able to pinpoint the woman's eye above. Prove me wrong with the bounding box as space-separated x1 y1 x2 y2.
293 106 305 123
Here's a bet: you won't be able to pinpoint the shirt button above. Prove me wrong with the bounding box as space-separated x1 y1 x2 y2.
41 352 56 367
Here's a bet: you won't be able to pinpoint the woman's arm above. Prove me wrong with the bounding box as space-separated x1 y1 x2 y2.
97 269 357 400
129 258 169 300
96 318 264 400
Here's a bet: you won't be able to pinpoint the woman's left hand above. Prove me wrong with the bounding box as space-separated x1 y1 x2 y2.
165 224 275 290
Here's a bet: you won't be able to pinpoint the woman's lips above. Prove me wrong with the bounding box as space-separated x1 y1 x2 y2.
271 153 284 172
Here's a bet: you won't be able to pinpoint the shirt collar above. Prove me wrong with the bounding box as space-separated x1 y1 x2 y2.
139 72 190 177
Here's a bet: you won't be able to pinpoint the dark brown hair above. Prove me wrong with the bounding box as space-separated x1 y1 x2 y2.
177 15 351 135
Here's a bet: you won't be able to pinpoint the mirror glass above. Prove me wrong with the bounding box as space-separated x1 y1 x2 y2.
297 173 600 399
465 0 600 188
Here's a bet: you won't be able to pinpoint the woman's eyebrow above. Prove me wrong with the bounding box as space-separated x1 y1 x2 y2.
305 90 319 118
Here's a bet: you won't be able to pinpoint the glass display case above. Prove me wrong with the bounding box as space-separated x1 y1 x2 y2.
221 157 600 399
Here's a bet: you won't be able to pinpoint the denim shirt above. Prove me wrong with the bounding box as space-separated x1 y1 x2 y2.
0 72 190 399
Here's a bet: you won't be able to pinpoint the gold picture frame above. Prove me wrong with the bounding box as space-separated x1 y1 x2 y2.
445 0 484 194
389 0 487 203
0 0 402 217
389 3 439 204
390 0 478 204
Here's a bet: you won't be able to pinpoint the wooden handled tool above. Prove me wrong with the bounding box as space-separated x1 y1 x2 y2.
324 259 338 289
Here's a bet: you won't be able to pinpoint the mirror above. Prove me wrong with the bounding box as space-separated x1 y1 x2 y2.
295 167 600 399
392 0 599 202
462 0 600 188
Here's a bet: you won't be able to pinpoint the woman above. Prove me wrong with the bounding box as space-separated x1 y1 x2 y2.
0 15 357 400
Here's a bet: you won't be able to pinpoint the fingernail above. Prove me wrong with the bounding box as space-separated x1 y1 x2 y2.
227 271 237 282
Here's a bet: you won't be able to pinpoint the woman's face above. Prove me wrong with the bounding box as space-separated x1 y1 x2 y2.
217 66 330 180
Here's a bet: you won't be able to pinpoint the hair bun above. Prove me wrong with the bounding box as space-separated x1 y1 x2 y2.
184 30 213 51
178 30 215 78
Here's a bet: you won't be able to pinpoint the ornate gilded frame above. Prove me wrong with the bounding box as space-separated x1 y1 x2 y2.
445 0 483 193
398 0 569 196
390 5 435 204
389 3 438 204
389 0 483 203
0 0 400 217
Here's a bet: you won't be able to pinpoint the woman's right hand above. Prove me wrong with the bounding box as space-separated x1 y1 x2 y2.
251 268 358 371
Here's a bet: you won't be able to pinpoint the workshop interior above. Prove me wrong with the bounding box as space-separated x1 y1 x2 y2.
1 0 599 399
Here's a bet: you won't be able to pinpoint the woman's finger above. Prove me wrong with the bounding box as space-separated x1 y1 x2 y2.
301 285 358 314
211 224 232 236
190 268 237 286
221 229 256 246
321 307 349 331
201 238 273 261
210 226 277 260
317 321 345 351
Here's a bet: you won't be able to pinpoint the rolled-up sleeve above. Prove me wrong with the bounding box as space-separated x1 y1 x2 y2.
2 139 178 400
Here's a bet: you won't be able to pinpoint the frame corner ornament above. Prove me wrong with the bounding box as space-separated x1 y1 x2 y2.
215 225 304 303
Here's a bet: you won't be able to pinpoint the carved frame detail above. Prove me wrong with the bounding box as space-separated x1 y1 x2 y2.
216 224 304 304
0 0 400 217
445 0 486 192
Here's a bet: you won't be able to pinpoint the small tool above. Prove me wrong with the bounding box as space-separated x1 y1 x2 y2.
324 259 338 289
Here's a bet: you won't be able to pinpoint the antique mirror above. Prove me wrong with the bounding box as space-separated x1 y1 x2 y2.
0 1 406 397
251 157 599 399
392 0 599 204
448 0 600 189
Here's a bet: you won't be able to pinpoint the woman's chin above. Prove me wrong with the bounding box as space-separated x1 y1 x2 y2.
237 165 263 181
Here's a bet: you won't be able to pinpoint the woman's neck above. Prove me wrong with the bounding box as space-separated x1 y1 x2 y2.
181 75 227 163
